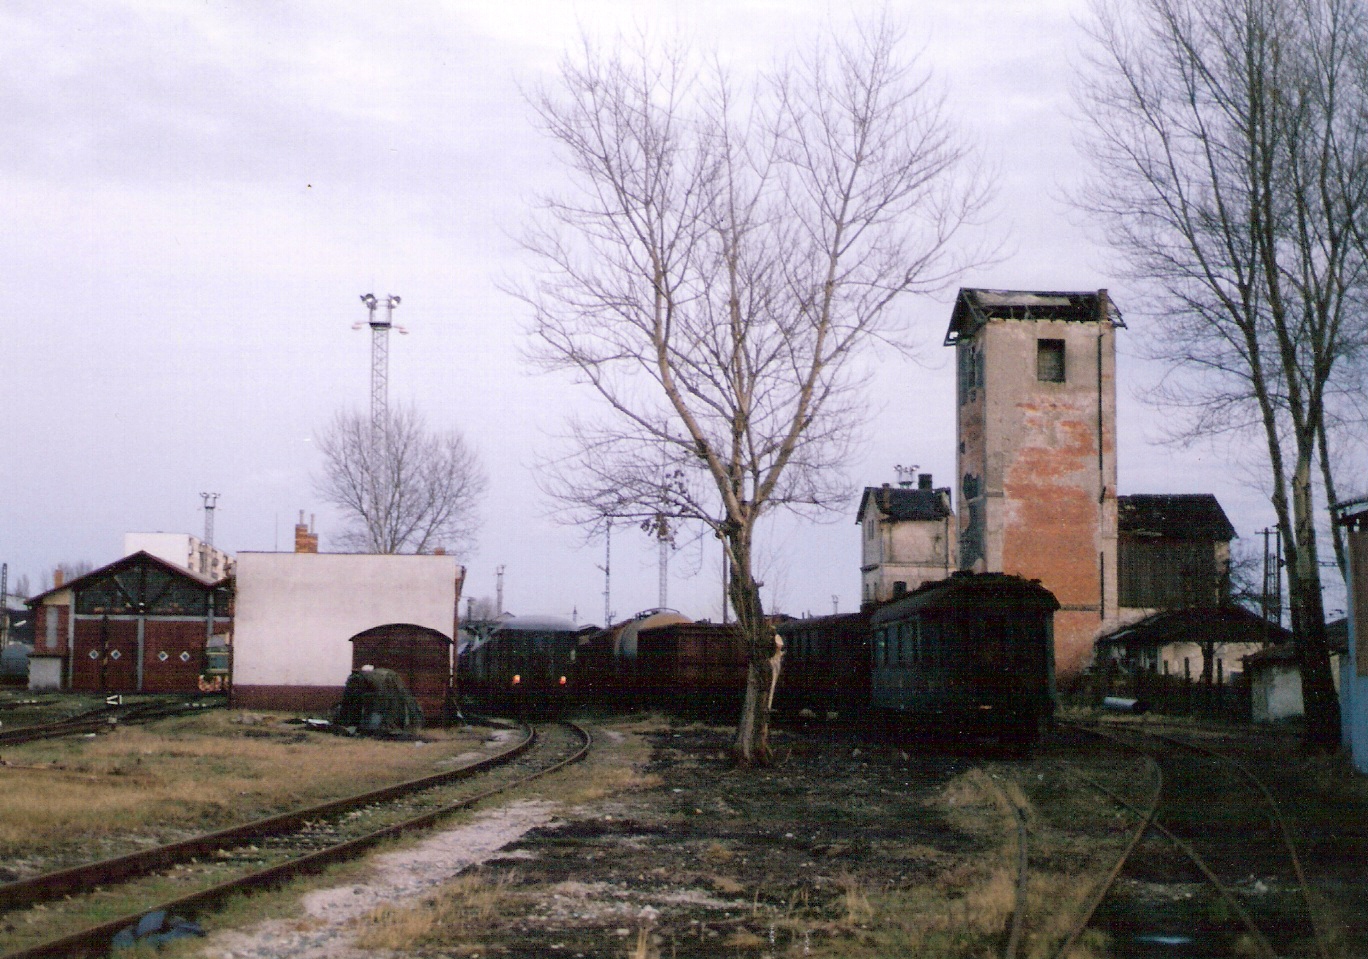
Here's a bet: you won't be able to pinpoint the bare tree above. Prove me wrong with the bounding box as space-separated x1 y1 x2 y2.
1077 0 1368 750
314 405 487 556
519 19 991 765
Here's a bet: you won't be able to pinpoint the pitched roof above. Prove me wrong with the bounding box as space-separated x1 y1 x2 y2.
1118 494 1236 541
1097 604 1288 650
945 288 1114 345
855 486 952 524
25 550 223 606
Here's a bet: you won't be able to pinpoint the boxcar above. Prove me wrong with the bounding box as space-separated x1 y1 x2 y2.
573 609 691 710
635 621 750 716
774 612 871 720
869 572 1058 745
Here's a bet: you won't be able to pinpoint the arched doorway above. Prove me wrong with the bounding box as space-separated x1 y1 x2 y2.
349 624 453 724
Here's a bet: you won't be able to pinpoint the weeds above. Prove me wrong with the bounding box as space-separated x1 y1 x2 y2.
353 868 518 951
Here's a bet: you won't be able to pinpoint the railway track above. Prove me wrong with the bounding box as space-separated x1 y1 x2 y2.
0 697 223 747
1048 721 1330 959
0 720 591 959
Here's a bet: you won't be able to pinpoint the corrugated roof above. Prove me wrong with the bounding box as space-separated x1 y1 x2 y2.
1118 494 1236 541
855 486 952 524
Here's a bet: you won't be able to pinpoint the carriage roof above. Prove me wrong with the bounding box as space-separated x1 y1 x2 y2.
869 572 1059 625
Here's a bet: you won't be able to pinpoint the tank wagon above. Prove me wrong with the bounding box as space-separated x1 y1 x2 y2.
574 609 691 709
869 572 1058 744
458 615 587 717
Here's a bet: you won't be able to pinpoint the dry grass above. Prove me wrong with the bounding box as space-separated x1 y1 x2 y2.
352 867 519 951
0 710 488 860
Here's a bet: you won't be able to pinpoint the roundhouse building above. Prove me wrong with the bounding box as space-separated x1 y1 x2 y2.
26 551 232 694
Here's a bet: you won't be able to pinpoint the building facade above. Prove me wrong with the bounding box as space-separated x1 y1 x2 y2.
124 532 234 582
946 289 1121 680
1337 502 1368 773
856 474 955 606
26 552 231 693
231 551 463 716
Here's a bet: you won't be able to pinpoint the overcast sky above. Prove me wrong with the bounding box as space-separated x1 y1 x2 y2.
0 0 1310 621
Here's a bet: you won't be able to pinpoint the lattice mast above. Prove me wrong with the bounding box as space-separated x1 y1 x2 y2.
200 492 220 546
356 294 404 430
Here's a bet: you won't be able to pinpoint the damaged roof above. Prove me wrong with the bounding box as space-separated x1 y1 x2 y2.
1119 494 1236 541
1097 604 1289 650
856 485 953 524
945 288 1116 344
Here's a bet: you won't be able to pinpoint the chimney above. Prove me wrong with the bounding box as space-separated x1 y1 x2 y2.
918 473 932 491
294 510 319 554
53 568 64 589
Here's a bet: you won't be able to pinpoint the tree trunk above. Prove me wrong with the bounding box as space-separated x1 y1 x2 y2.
1288 457 1341 752
728 533 779 767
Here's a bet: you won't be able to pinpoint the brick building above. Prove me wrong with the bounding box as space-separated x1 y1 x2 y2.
26 551 232 693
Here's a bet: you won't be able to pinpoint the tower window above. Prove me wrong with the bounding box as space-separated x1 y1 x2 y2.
1037 338 1066 382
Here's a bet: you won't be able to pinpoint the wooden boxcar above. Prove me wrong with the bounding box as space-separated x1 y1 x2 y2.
350 624 454 725
869 572 1058 745
635 621 749 716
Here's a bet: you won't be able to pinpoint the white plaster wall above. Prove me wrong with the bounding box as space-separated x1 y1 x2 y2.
233 553 459 688
1252 665 1304 722
28 656 62 691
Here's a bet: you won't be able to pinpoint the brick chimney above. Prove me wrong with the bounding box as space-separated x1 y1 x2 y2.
53 568 65 589
294 511 318 554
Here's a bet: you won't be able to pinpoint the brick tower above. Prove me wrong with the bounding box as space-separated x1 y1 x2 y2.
945 289 1121 680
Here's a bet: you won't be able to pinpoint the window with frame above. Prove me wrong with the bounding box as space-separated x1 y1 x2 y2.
1037 338 1066 382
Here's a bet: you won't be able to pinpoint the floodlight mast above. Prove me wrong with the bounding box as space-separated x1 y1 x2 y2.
358 293 403 431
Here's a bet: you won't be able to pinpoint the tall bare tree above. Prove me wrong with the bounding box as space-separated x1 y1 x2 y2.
519 19 991 764
314 405 487 556
1077 0 1368 750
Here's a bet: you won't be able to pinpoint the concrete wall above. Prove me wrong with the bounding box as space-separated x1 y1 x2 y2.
956 305 1118 679
232 553 460 711
1252 663 1306 723
28 655 62 691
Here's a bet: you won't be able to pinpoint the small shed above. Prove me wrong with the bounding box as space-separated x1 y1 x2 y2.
1244 630 1346 724
1096 604 1286 684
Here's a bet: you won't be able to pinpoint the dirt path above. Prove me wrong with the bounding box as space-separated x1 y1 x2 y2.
203 800 559 959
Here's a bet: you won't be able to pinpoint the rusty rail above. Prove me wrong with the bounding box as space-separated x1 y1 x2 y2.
0 721 590 959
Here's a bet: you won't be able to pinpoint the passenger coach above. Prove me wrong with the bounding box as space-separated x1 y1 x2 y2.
870 572 1058 745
